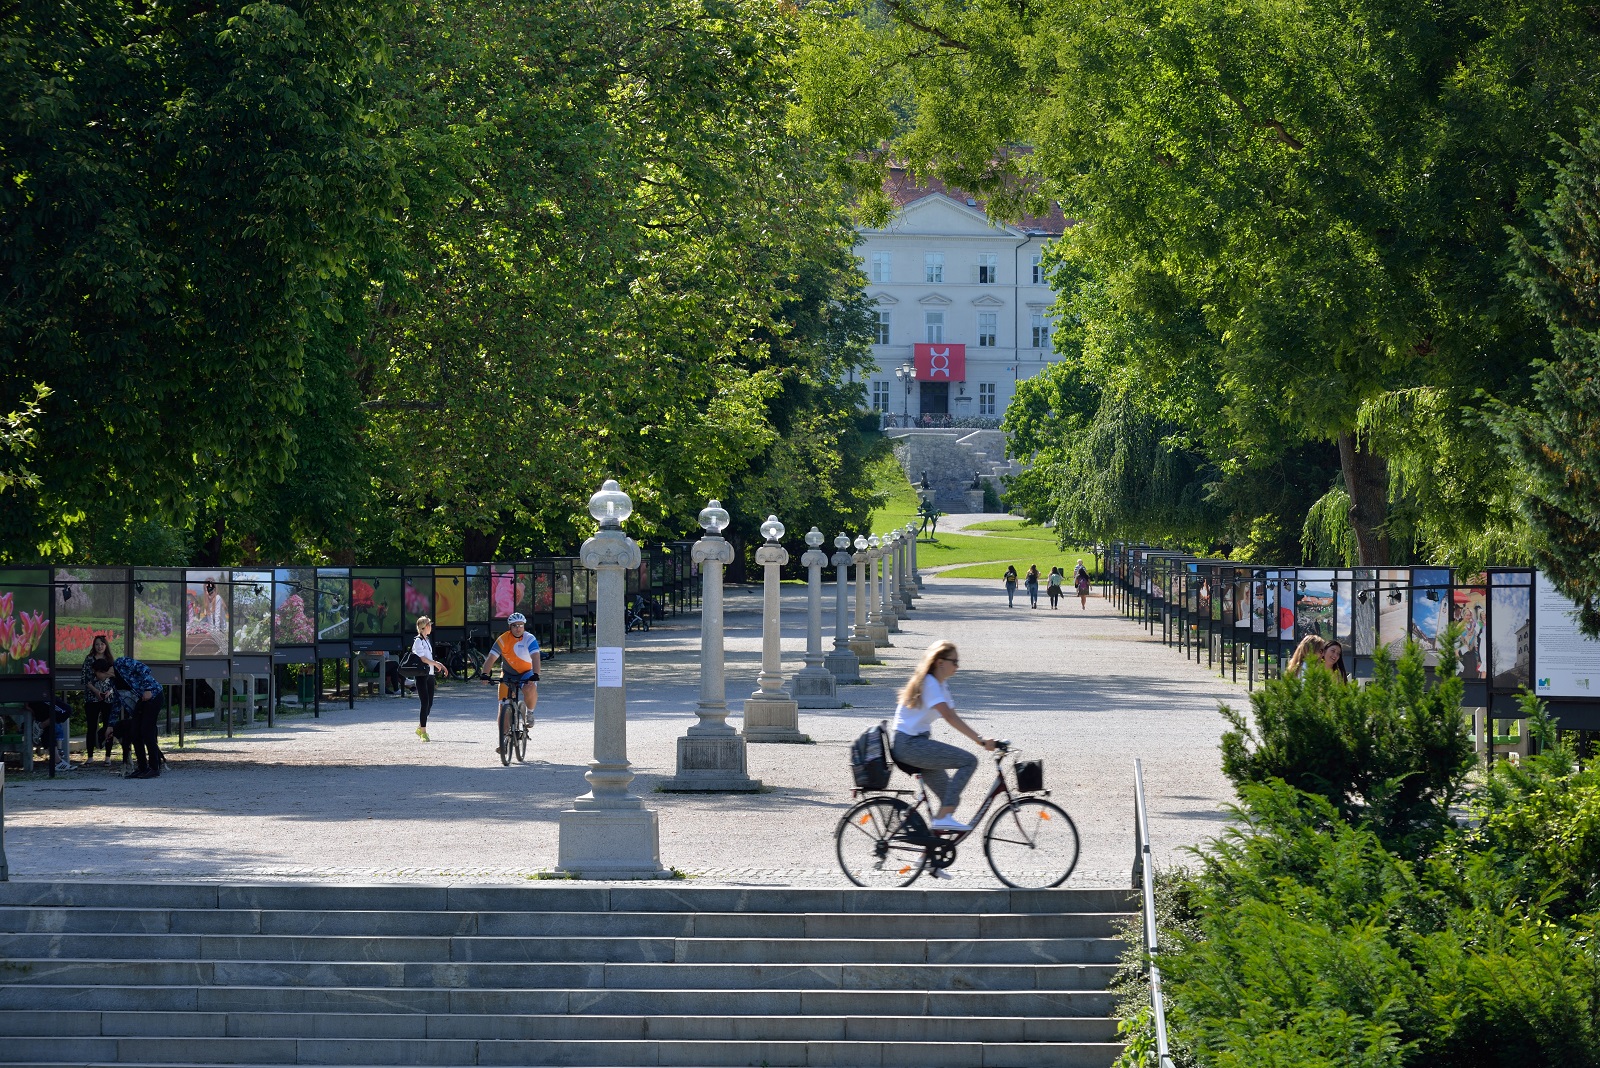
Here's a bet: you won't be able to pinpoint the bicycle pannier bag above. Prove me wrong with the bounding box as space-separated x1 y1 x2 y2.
1015 758 1045 794
850 722 892 790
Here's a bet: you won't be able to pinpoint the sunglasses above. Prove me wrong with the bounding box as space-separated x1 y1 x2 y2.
941 657 960 666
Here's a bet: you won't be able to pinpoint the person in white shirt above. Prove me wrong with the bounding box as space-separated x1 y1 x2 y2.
889 640 997 832
411 616 447 741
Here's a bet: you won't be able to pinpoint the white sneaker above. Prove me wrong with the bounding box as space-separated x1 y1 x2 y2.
55 759 73 772
931 867 954 879
929 815 972 832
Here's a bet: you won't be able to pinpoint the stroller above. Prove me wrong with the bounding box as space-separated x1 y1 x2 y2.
626 594 652 633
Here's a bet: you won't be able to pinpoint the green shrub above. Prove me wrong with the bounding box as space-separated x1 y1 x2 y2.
1219 641 1473 854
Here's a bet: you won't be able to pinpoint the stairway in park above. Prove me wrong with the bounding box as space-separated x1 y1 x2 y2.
0 881 1134 1068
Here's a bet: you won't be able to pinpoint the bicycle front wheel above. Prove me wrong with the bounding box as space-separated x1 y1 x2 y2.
499 701 513 766
513 706 529 762
983 798 1079 889
835 797 927 887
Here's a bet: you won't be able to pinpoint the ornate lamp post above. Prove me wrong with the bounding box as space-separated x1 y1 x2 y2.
556 480 667 878
881 531 901 633
743 515 806 742
850 534 880 664
792 527 842 707
661 500 760 792
824 533 861 683
866 535 890 646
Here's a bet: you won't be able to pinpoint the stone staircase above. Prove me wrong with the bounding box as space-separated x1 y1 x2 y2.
887 430 1021 513
0 881 1133 1067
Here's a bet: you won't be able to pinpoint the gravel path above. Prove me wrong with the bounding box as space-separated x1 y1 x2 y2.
3 576 1249 889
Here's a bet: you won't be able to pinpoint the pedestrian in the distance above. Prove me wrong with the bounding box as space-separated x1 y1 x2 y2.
1046 567 1063 609
1003 565 1018 608
412 616 447 741
1025 565 1041 609
81 633 116 766
1074 562 1091 610
92 655 165 778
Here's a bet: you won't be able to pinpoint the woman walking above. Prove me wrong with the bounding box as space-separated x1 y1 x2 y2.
1046 567 1063 609
412 616 447 741
1025 565 1041 609
1003 565 1018 608
1074 563 1091 610
889 640 996 832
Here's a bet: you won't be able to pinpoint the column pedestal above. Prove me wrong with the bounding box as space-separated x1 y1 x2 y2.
744 534 807 743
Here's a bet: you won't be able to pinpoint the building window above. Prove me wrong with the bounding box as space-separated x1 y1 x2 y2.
1031 311 1050 349
870 252 892 284
977 254 998 284
1030 253 1044 285
925 311 945 343
872 381 891 412
977 312 997 347
873 310 891 345
924 253 945 284
979 382 997 416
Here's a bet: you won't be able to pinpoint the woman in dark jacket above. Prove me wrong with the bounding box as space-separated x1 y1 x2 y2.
1025 565 1041 609
1003 565 1019 608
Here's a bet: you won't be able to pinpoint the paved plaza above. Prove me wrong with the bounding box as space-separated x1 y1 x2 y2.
3 558 1249 888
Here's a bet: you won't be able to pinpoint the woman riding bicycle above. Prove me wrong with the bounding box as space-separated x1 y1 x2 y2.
890 639 996 832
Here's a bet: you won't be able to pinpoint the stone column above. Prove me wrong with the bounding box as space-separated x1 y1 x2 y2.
824 533 862 683
743 515 807 742
866 535 890 647
881 531 901 634
907 521 924 594
557 480 667 878
849 536 880 663
792 527 842 707
661 500 761 792
894 527 913 611
901 522 920 603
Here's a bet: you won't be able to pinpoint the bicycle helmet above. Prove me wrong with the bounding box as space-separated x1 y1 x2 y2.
506 612 527 625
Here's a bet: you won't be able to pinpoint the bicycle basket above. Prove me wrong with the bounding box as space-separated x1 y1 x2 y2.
1015 758 1045 793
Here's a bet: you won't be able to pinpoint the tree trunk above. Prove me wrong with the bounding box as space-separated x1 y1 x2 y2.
462 527 500 563
1338 431 1390 565
195 517 225 566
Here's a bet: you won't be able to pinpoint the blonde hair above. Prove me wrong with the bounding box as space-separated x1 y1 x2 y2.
415 616 432 632
1286 634 1325 674
898 639 958 709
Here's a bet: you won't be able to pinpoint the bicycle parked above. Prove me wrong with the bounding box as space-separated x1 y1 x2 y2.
444 629 487 680
835 738 1079 888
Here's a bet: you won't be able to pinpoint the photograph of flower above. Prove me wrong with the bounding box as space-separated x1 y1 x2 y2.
0 570 52 676
491 566 526 620
273 569 316 645
232 571 273 654
133 570 183 662
433 568 465 628
53 568 127 669
185 569 230 657
404 573 433 629
534 572 553 616
351 570 401 636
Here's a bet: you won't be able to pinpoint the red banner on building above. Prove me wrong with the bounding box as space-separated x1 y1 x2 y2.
914 343 966 382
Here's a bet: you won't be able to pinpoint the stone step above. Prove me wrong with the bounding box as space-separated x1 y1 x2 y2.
0 882 1136 916
0 908 1127 940
0 986 1119 1018
0 959 1120 992
0 1010 1120 1043
0 933 1122 966
0 1038 1122 1067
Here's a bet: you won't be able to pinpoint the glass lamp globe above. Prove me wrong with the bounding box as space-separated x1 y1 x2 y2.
588 480 633 528
868 534 880 549
760 515 785 543
889 529 902 543
853 535 868 551
904 522 916 537
834 533 851 550
805 527 825 548
698 499 730 535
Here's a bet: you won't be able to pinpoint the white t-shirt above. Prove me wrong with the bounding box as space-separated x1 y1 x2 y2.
891 675 953 737
412 635 435 676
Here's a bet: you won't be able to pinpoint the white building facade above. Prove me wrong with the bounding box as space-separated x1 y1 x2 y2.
856 179 1065 427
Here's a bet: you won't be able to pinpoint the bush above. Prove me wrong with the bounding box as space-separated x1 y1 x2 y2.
1219 640 1473 854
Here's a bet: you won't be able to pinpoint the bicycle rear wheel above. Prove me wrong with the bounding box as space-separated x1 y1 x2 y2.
983 798 1079 889
835 796 927 887
513 706 529 762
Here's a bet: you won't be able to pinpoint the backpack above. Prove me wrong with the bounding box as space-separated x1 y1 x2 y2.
849 721 892 790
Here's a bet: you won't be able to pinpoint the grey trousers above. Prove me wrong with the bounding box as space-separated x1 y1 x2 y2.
892 731 978 808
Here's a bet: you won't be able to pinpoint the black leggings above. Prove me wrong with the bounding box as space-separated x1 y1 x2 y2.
85 700 112 760
133 694 164 773
417 673 436 728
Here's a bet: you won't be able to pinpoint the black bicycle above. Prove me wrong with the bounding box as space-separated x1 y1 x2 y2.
479 670 532 765
834 741 1079 889
446 630 487 680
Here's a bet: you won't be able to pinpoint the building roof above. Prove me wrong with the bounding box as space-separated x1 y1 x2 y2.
884 167 1069 236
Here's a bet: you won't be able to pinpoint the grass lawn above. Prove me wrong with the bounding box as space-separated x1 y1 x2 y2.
864 455 1101 580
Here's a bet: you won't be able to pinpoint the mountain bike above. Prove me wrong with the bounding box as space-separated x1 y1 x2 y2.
480 670 532 765
834 740 1078 889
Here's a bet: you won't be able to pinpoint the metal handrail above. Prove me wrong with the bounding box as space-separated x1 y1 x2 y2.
1132 758 1173 1067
